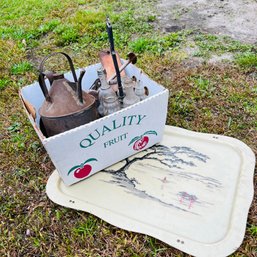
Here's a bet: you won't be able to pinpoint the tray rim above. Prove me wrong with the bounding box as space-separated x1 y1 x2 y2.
46 125 255 257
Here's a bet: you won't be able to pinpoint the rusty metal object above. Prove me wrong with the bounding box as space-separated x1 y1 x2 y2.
107 52 137 83
99 50 125 81
23 98 36 120
38 52 97 137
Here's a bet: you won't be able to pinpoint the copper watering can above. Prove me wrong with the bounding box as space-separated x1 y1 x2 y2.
38 52 97 137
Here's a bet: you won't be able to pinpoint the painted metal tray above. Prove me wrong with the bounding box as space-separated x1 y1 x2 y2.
46 125 255 257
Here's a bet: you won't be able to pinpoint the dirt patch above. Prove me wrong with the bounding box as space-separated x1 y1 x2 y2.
157 0 257 44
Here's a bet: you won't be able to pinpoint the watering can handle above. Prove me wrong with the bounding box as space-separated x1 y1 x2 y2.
38 52 78 102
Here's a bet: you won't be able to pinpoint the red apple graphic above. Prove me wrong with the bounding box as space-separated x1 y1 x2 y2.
68 158 97 179
133 136 149 150
73 164 92 179
129 130 157 151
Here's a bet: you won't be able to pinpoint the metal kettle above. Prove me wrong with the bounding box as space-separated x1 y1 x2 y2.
38 52 97 137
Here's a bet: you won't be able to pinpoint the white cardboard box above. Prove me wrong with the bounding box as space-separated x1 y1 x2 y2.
20 63 169 185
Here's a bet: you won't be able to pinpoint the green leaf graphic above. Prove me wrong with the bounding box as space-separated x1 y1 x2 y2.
144 130 157 136
128 136 141 146
83 158 97 164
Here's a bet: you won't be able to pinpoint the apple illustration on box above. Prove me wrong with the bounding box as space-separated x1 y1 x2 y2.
68 158 97 179
129 130 157 151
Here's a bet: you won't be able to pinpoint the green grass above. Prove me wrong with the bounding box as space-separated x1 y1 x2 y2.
193 33 253 57
129 32 185 55
11 61 33 75
0 78 10 90
235 52 257 69
247 224 257 236
189 75 216 98
0 0 256 256
73 215 98 237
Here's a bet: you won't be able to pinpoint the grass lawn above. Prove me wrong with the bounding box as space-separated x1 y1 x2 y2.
0 0 256 256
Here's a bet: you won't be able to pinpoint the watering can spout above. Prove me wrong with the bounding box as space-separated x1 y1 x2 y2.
77 69 85 104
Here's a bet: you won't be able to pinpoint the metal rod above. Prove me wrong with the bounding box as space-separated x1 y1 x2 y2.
106 17 124 102
107 52 137 83
108 61 128 83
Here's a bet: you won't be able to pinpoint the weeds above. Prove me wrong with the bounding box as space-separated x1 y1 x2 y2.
194 33 253 55
11 61 33 75
38 19 61 34
235 52 257 69
129 32 185 55
55 24 80 45
189 75 216 98
73 215 98 237
0 78 10 90
247 224 257 236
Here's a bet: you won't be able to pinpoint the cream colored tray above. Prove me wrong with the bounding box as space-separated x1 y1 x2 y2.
46 125 255 257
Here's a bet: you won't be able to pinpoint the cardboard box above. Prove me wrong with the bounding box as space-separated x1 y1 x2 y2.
20 62 169 185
